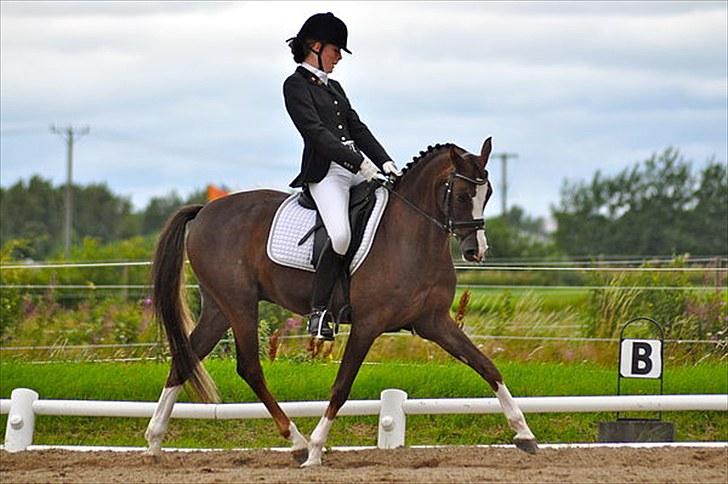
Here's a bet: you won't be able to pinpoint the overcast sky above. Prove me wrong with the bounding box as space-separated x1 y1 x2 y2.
1 1 726 219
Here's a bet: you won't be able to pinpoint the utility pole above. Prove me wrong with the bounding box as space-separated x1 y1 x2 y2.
50 125 89 258
494 152 518 216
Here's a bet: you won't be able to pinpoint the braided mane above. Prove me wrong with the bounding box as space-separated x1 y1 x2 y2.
398 143 458 183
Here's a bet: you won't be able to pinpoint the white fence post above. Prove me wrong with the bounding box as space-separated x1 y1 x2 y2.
4 388 39 452
378 388 407 449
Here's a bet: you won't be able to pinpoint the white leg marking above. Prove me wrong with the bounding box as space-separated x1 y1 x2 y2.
144 385 181 456
288 421 308 451
477 229 489 258
301 416 333 467
496 382 535 440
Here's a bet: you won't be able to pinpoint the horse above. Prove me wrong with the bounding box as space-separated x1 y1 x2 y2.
144 137 538 466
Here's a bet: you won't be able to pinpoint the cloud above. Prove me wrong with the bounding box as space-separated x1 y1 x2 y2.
1 1 726 219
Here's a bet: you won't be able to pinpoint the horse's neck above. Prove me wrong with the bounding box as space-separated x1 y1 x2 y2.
391 156 450 248
397 156 447 218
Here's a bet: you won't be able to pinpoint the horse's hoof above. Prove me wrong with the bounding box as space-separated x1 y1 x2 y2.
292 448 309 464
514 438 539 454
142 450 162 464
300 456 322 468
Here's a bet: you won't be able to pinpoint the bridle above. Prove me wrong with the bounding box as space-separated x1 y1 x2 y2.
376 160 490 239
442 168 490 236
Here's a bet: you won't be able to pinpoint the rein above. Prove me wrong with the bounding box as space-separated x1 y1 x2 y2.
375 165 488 238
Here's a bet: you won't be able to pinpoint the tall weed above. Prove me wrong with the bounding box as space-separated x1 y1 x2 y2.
585 256 727 361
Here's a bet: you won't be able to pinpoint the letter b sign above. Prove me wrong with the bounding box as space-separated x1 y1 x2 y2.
620 339 662 379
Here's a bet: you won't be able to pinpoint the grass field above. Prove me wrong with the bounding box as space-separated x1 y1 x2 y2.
1 359 726 449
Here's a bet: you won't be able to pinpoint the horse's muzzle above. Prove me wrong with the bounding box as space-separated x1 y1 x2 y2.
461 230 488 262
463 247 486 262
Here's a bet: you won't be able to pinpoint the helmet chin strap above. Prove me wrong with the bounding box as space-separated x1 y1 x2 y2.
309 42 326 71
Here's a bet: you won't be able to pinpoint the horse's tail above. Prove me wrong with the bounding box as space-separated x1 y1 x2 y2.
152 204 220 403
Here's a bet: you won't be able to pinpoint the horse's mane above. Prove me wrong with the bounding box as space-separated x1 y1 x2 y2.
398 143 458 184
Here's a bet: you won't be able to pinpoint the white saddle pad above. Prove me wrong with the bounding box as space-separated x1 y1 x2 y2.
267 187 389 274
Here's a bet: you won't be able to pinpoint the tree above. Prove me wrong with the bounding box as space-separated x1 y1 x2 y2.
484 206 558 258
552 148 728 256
449 205 558 259
140 192 184 235
0 176 63 258
73 183 137 242
1 174 213 259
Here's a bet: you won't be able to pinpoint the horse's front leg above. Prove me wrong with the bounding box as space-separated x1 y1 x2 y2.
302 324 379 467
415 316 538 454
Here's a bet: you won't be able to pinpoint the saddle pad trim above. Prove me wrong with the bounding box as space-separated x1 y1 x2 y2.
350 188 388 274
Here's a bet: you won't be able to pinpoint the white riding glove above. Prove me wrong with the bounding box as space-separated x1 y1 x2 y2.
382 161 403 177
358 158 380 181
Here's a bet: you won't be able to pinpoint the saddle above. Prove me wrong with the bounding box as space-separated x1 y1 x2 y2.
296 181 378 326
266 182 389 325
297 181 378 270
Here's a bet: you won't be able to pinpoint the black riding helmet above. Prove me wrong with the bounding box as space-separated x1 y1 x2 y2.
287 12 350 70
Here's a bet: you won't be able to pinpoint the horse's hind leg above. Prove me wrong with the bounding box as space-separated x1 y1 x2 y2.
415 316 538 454
145 290 230 457
225 299 308 460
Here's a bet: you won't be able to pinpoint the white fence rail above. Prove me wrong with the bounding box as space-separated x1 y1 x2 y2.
2 388 726 452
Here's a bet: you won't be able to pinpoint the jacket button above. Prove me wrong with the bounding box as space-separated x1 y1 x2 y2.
333 100 338 105
338 124 343 129
336 111 341 115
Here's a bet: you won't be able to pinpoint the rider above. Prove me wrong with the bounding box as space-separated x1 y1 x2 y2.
284 12 402 340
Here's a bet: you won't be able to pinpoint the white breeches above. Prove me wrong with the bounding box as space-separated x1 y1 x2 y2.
308 162 366 256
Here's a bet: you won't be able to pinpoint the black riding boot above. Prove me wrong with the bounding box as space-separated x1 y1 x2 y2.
308 244 346 341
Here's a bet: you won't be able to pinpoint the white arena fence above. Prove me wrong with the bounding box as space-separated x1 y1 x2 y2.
2 387 727 452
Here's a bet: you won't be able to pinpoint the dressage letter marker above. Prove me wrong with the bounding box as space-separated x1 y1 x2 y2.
619 339 662 379
600 318 672 442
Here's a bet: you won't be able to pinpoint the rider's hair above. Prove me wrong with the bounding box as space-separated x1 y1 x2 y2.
288 37 316 63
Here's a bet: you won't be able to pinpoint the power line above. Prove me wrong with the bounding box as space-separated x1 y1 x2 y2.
50 125 89 258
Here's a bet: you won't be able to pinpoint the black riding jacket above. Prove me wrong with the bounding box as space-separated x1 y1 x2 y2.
284 66 391 188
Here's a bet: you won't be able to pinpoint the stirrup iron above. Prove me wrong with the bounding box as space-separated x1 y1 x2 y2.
308 308 335 341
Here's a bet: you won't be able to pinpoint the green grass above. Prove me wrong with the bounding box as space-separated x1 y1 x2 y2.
1 359 726 448
454 287 591 314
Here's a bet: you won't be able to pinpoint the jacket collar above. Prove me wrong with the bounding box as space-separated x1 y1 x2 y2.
299 62 328 85
296 65 325 86
295 66 346 101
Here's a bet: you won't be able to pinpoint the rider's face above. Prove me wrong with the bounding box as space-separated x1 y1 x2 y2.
311 42 342 73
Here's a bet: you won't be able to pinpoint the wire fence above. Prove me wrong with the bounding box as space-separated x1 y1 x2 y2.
1 284 725 292
1 257 726 362
2 259 726 272
1 332 722 352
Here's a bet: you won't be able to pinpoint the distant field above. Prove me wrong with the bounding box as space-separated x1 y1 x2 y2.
1 359 726 449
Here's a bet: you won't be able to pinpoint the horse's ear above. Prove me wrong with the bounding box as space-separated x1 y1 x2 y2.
449 146 469 172
480 137 493 167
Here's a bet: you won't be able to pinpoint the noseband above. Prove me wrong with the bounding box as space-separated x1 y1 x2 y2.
377 162 489 239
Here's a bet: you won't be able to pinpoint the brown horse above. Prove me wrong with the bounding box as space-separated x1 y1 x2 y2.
144 138 538 466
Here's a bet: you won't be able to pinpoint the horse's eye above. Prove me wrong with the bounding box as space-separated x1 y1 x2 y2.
456 194 469 203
